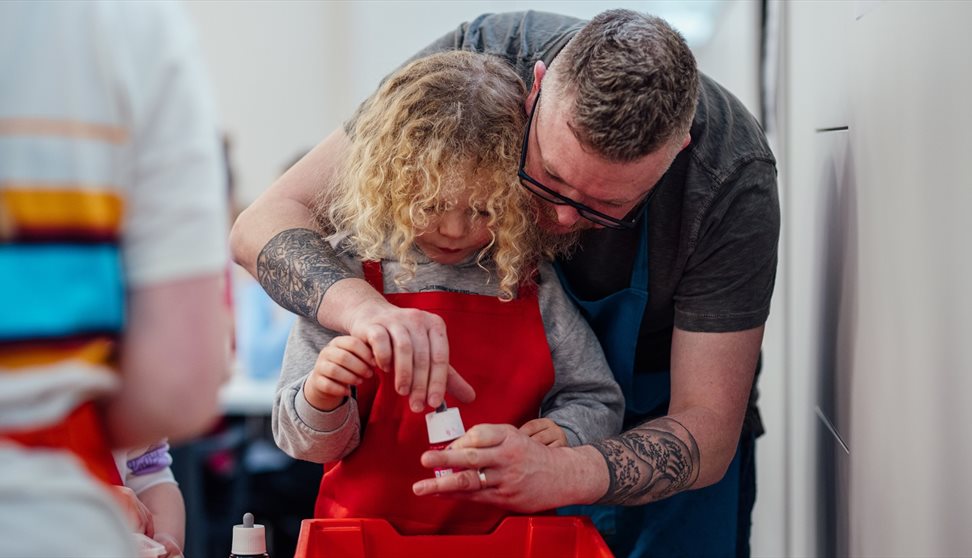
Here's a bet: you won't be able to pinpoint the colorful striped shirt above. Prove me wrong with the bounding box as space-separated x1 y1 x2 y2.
0 1 228 430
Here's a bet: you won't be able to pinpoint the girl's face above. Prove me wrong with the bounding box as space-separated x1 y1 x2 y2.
414 188 493 266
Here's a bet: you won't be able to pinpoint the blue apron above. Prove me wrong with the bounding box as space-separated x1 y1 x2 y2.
555 214 747 558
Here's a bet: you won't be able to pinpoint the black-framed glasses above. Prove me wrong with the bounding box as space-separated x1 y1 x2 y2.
517 89 650 230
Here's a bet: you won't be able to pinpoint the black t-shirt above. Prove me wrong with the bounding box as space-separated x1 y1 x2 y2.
385 11 780 434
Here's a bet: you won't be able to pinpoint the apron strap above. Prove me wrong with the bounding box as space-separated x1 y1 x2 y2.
629 212 650 291
362 260 384 292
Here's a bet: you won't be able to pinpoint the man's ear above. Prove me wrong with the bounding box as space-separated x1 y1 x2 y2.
680 133 692 151
526 60 547 112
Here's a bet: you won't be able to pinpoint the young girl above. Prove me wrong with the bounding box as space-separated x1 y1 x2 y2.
271 51 623 535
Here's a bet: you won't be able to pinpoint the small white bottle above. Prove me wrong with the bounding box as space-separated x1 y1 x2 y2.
425 403 466 477
229 513 269 558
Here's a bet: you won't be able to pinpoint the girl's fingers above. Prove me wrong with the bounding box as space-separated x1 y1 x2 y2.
332 335 376 370
518 418 548 437
318 337 375 382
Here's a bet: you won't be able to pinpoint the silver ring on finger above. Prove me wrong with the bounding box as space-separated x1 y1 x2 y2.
477 468 487 489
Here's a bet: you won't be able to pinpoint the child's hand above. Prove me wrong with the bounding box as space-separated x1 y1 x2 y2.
519 418 568 447
153 532 183 558
110 486 154 537
303 336 375 411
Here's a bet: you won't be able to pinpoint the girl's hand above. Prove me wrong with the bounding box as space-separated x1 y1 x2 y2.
519 418 568 447
303 336 375 411
153 532 183 558
110 486 154 537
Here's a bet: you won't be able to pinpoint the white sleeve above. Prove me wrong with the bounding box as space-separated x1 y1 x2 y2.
114 2 228 287
114 445 178 495
125 467 178 496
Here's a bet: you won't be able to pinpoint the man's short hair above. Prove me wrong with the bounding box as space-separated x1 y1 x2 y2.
548 9 700 162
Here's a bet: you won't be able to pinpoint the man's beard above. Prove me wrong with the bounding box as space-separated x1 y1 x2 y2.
534 202 586 258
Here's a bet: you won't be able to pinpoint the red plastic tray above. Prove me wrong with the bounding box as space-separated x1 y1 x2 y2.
294 516 613 558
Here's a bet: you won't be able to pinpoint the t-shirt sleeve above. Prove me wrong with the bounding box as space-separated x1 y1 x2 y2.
674 161 780 332
117 2 228 287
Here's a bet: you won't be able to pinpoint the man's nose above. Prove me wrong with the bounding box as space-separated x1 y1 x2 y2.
554 204 582 227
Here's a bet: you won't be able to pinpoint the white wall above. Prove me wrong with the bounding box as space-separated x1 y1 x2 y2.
777 1 972 556
775 3 856 555
183 0 758 206
184 1 346 209
846 3 972 555
693 0 760 116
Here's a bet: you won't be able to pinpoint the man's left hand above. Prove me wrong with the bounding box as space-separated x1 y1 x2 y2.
411 423 606 512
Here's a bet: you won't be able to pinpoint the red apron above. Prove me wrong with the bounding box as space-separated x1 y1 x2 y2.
315 260 555 535
1 401 123 486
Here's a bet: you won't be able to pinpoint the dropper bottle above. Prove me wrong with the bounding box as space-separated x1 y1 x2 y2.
229 513 269 558
425 402 466 477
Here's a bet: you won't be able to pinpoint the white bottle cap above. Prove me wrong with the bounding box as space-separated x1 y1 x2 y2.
426 406 465 444
231 512 267 555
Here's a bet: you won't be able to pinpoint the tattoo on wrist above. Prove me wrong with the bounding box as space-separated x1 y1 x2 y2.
256 228 352 321
590 416 701 506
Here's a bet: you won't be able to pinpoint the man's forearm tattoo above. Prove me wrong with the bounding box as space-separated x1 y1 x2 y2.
256 228 354 321
590 417 701 506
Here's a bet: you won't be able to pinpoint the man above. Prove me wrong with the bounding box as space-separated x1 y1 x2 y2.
0 2 229 555
231 10 778 557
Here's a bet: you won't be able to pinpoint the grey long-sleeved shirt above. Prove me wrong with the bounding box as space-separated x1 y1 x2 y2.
272 248 624 464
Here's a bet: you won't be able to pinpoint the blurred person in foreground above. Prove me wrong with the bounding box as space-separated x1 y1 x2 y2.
0 1 229 556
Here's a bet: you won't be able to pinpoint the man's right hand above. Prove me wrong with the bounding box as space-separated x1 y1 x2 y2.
345 295 475 412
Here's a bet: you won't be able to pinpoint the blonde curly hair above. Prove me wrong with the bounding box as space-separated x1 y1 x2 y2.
319 51 541 300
